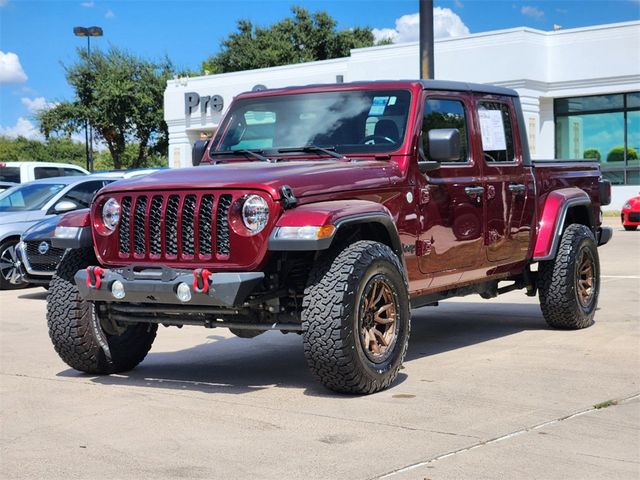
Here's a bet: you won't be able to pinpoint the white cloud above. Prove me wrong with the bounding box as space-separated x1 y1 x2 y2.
0 117 42 140
21 96 56 114
105 8 114 19
521 5 544 19
372 8 470 44
80 0 94 6
0 51 28 84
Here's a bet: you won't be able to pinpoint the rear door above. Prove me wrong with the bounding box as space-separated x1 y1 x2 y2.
418 92 485 286
475 96 533 263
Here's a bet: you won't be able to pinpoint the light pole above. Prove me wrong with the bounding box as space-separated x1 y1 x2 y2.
73 26 103 172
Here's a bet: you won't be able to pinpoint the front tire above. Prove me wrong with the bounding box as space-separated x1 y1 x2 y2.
538 224 600 329
47 248 157 374
623 225 637 231
302 241 410 394
0 238 28 290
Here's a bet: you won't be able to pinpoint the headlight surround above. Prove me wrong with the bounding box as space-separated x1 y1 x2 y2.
241 195 269 233
102 198 121 232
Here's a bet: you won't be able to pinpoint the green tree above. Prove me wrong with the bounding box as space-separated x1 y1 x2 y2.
607 146 638 163
0 136 85 166
38 47 173 170
583 148 601 161
202 6 388 74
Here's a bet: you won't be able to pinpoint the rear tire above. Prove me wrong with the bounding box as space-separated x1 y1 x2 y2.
302 240 410 394
623 225 637 231
537 224 600 329
47 248 157 374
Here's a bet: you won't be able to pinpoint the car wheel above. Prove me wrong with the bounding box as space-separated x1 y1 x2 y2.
537 224 600 329
623 225 637 231
302 240 410 394
0 239 28 290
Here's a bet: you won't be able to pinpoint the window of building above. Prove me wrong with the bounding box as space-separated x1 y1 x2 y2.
554 92 640 185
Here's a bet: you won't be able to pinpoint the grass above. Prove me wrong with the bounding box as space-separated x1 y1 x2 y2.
602 210 621 217
593 399 618 409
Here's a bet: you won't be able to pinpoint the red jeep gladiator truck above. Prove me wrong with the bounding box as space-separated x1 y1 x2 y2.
47 80 612 394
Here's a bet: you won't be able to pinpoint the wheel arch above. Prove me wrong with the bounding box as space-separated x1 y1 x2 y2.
533 188 595 261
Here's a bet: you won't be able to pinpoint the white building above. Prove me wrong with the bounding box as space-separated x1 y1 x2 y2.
164 21 640 208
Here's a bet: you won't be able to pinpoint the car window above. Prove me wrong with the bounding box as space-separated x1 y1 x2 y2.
0 183 66 211
34 167 61 179
213 89 412 155
477 101 515 163
422 98 469 163
0 166 20 183
62 167 86 177
60 181 106 208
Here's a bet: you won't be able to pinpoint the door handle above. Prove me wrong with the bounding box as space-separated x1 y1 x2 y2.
464 186 485 199
508 183 526 194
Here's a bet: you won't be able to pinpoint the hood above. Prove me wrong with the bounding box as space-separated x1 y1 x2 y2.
21 214 59 241
0 210 48 225
98 159 399 200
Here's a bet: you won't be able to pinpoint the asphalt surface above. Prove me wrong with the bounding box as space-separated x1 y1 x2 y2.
1 217 638 480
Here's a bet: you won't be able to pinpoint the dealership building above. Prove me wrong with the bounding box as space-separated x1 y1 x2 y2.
164 20 640 208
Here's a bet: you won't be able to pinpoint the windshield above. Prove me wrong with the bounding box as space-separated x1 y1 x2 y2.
212 89 412 156
0 183 65 212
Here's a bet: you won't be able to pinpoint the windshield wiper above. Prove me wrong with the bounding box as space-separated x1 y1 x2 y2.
210 149 272 162
276 145 346 160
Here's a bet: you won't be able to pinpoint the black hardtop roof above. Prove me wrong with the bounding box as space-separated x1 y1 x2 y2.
241 79 518 98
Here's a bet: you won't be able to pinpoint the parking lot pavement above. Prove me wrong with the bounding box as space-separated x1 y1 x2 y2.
1 217 638 480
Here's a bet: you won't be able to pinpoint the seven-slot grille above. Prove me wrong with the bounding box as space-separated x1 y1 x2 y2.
25 241 66 273
117 192 234 259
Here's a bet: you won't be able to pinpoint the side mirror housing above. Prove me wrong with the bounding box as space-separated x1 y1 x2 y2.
192 139 209 166
428 128 461 163
54 200 79 214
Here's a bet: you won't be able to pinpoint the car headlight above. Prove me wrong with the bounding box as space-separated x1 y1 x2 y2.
623 202 631 209
241 195 269 233
102 198 121 231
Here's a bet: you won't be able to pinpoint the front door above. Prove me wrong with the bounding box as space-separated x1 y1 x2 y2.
418 93 485 287
475 97 533 263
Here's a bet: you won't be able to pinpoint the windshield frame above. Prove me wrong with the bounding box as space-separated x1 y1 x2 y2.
209 88 414 159
0 182 66 213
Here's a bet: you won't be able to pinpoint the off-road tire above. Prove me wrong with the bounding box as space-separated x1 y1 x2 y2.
623 225 637 231
47 248 157 374
302 240 410 394
538 224 600 329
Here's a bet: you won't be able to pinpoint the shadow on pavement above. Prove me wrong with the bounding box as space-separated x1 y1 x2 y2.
17 289 48 300
56 301 546 396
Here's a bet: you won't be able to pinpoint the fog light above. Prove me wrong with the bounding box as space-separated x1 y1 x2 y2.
111 280 125 299
176 282 192 302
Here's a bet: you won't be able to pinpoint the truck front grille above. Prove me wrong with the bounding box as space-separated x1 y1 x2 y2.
117 192 235 260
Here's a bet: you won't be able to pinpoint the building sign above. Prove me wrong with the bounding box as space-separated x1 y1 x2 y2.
184 92 224 115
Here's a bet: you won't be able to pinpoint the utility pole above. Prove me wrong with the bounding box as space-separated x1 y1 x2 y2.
419 0 434 80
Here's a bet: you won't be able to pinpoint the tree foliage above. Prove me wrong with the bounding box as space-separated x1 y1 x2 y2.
583 148 601 161
0 137 86 166
202 6 388 74
606 146 638 163
38 47 173 169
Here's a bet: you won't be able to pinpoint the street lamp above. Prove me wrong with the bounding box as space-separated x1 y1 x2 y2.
73 26 103 172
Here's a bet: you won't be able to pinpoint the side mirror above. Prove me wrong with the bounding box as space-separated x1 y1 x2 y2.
54 200 78 214
428 128 460 163
192 139 209 166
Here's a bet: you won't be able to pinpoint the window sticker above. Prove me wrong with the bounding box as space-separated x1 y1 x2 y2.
369 96 390 116
479 109 507 151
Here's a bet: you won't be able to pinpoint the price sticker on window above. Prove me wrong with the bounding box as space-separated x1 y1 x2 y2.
479 110 507 151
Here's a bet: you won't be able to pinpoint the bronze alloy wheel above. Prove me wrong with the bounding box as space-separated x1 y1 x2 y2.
575 247 596 308
358 275 399 363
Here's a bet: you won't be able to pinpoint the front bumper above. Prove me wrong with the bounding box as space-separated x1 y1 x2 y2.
75 266 264 308
621 211 640 226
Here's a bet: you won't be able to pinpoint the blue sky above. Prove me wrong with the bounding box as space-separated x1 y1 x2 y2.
0 0 639 139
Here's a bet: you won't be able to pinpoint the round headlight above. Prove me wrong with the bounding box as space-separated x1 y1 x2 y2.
241 195 269 233
102 198 121 231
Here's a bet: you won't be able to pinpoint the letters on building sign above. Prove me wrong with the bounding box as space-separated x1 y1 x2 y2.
184 92 224 115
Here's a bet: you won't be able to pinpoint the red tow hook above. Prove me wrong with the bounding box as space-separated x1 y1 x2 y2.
193 268 212 294
86 266 105 289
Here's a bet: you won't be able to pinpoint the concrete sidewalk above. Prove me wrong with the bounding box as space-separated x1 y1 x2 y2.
0 218 638 480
